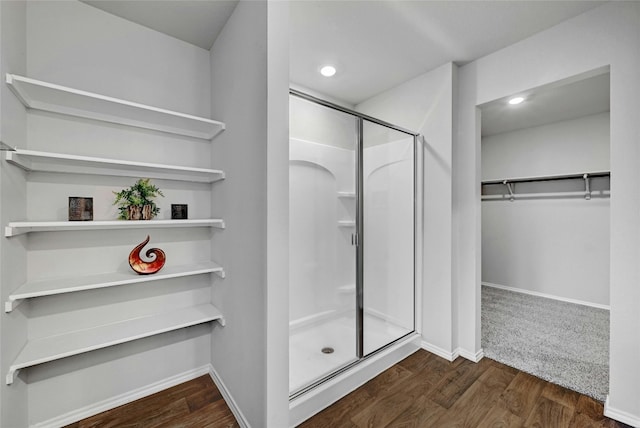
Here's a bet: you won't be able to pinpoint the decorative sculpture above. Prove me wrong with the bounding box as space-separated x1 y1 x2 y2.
129 235 166 275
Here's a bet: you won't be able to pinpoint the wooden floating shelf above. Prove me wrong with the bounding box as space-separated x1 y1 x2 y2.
6 74 225 140
5 261 224 312
5 219 225 237
6 303 225 385
337 220 356 227
5 149 225 183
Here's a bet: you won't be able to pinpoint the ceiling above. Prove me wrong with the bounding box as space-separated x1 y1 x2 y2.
82 0 606 105
480 71 610 137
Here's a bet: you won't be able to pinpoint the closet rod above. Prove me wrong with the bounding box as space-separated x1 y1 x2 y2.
482 171 610 186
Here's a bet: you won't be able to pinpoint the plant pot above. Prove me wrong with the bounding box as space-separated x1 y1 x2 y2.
127 205 154 220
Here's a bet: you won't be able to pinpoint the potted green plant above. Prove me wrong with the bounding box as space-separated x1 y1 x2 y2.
113 178 164 220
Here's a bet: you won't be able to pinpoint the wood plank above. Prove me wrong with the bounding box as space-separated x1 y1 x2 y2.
476 405 524 428
168 399 240 428
541 381 580 410
429 365 516 427
350 372 434 428
569 395 632 427
64 375 238 428
498 371 547 418
524 396 574 428
298 388 373 428
385 395 447 427
428 357 492 409
359 364 414 398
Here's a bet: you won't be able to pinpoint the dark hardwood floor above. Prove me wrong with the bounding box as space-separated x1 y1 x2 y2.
63 374 239 428
301 350 629 428
65 350 628 427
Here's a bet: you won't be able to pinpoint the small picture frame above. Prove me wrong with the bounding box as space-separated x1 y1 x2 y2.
69 197 93 221
171 204 188 220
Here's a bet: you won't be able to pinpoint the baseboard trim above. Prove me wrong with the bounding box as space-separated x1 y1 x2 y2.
32 365 212 428
208 364 251 428
421 340 459 362
482 282 610 311
604 395 640 427
457 347 484 363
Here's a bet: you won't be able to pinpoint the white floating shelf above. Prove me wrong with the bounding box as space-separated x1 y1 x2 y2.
5 261 224 313
5 219 225 237
338 220 356 227
6 303 224 384
5 149 225 183
337 284 356 294
337 192 356 199
6 74 225 140
0 141 15 151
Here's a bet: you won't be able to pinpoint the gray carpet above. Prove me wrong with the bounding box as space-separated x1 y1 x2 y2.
482 285 609 401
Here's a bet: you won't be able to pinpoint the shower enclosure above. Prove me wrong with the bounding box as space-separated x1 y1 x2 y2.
289 91 416 396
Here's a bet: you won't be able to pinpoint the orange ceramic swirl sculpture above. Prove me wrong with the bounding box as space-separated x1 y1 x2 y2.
129 235 166 275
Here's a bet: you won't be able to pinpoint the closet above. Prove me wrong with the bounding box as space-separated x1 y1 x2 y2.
480 70 611 400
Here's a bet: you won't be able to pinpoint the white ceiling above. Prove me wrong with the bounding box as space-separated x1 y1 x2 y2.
480 72 610 137
291 1 606 105
82 0 606 105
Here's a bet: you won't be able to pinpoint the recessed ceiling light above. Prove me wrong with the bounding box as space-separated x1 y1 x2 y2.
320 65 336 77
508 96 525 105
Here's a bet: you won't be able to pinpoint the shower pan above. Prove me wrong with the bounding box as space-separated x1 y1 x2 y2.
289 90 417 397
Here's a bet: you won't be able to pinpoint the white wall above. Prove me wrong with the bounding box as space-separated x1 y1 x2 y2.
356 63 457 359
209 1 289 426
290 96 357 150
7 1 216 425
455 2 640 424
482 113 610 180
482 113 610 306
0 1 28 427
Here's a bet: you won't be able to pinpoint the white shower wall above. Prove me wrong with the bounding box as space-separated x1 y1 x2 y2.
289 138 355 324
363 138 414 331
289 137 414 330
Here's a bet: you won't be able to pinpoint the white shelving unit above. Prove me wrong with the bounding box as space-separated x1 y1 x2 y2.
3 74 228 384
5 219 225 237
5 303 225 385
5 149 225 183
6 74 225 140
5 261 224 312
337 220 356 228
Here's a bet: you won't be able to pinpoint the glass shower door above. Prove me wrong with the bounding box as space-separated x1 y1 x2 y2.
288 95 358 395
361 120 415 356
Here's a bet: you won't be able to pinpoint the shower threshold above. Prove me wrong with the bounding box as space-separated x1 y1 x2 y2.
289 313 411 396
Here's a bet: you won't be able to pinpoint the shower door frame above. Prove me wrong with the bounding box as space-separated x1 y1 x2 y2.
289 89 419 399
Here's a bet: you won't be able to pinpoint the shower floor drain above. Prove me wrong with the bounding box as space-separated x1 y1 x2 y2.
321 347 334 354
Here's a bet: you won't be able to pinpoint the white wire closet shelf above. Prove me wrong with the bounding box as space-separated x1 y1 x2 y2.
6 74 225 140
